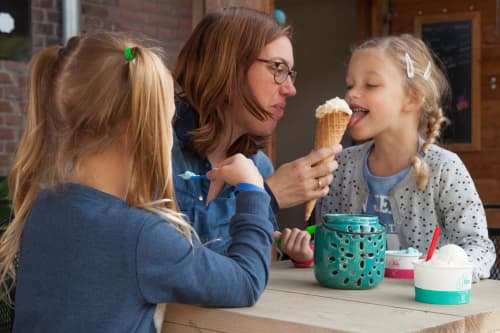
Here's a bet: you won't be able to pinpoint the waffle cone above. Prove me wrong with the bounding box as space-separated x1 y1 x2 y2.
304 110 351 221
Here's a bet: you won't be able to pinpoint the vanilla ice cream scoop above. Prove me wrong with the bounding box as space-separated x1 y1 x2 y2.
427 244 471 267
315 97 352 118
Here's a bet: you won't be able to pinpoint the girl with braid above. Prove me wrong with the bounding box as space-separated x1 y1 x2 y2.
317 34 495 282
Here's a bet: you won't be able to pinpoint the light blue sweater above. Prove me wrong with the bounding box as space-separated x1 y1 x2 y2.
14 183 272 332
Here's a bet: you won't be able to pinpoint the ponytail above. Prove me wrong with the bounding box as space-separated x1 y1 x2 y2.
125 45 194 240
0 46 60 303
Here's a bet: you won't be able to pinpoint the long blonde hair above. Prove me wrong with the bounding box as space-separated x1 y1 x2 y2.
0 32 193 303
355 34 450 189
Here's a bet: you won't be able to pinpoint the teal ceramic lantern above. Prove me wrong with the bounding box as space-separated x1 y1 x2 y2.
314 214 386 289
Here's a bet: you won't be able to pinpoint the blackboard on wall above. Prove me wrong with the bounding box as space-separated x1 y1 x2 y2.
415 12 481 151
0 0 31 61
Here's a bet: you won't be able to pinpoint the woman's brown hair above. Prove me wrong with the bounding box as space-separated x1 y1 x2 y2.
175 6 292 157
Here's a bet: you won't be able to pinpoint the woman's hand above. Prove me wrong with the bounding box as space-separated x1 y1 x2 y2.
266 144 342 209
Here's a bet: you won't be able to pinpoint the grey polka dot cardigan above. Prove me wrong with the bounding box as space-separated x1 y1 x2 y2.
317 140 496 281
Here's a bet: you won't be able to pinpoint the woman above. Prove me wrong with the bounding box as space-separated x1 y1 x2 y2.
173 7 341 265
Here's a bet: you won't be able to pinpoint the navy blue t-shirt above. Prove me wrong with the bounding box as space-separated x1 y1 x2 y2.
14 183 272 332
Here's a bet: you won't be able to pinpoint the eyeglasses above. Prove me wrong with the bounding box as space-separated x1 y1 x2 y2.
256 58 297 84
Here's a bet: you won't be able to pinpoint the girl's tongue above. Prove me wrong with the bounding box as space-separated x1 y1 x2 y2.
349 110 368 127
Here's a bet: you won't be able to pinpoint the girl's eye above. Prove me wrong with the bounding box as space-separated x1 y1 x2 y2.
366 83 378 88
346 85 353 90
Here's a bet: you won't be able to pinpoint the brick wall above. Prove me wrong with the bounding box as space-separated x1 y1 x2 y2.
82 0 192 68
0 0 192 176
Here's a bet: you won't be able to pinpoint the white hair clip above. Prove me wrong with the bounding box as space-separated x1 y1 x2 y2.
423 61 432 80
405 52 414 78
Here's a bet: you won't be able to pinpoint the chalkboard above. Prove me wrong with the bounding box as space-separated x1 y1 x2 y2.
415 12 481 151
0 0 31 61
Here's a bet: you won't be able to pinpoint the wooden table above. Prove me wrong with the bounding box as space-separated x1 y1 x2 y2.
162 261 500 333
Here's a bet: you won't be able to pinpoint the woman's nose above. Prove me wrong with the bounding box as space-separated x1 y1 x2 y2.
280 77 297 96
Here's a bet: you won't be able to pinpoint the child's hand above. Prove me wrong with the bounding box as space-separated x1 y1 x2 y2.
206 153 264 188
275 228 313 263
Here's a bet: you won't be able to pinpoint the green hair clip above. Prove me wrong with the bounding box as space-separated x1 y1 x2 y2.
124 47 135 61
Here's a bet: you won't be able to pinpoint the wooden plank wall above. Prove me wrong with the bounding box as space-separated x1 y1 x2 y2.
363 0 500 227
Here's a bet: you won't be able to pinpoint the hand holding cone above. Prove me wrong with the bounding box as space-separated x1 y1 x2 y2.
304 97 352 221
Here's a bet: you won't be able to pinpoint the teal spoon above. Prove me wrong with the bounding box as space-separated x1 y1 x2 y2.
275 225 317 247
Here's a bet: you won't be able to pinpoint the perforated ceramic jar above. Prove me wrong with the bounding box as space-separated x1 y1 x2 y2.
314 214 386 289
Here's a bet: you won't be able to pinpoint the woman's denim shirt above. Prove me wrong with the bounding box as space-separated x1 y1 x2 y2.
172 101 278 255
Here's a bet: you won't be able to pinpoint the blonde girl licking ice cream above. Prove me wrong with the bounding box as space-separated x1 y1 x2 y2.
317 34 495 282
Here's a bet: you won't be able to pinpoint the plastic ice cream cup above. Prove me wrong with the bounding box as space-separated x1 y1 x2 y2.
385 248 422 279
413 244 473 305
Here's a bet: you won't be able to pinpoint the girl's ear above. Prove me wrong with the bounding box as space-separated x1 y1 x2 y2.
117 120 133 156
404 91 425 114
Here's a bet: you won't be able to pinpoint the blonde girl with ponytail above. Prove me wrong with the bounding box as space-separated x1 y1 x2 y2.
0 32 274 332
318 34 495 282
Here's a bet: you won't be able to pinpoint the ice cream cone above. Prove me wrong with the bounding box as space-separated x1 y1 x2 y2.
313 111 351 156
304 98 351 221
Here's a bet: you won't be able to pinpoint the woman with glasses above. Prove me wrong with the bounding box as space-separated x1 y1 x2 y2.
173 7 342 265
